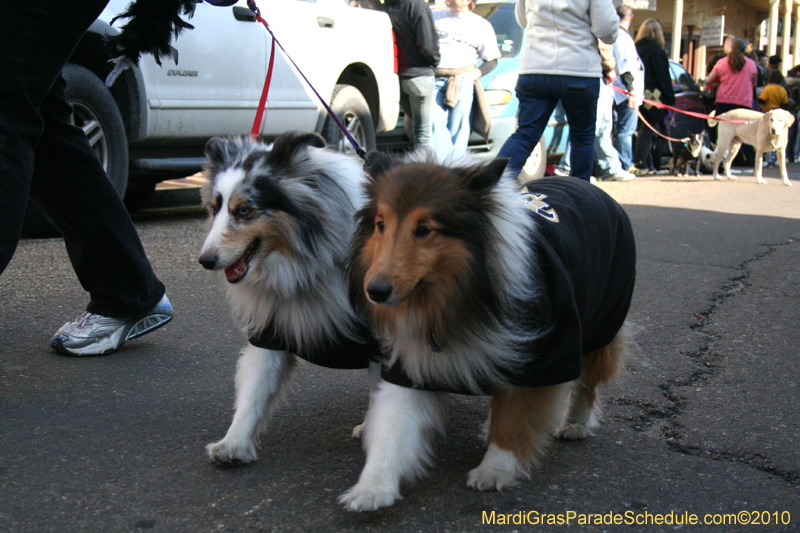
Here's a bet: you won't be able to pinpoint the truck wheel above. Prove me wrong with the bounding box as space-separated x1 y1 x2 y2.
322 84 376 155
517 136 547 185
22 63 129 238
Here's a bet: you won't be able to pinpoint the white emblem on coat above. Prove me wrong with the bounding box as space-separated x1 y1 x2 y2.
518 187 559 223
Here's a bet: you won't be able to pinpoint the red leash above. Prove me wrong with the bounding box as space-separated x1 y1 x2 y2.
251 31 276 140
610 84 751 124
635 108 689 143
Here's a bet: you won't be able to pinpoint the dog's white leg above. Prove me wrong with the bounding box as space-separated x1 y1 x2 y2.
778 148 792 186
555 381 598 440
755 149 767 184
557 328 627 440
352 360 383 439
339 382 448 512
467 384 571 491
207 344 296 464
723 144 740 180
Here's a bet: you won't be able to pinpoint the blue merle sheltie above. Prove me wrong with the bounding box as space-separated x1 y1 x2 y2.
198 132 382 465
342 151 636 511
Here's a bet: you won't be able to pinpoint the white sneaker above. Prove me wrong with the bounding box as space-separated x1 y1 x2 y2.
602 170 636 181
553 167 570 177
51 294 173 356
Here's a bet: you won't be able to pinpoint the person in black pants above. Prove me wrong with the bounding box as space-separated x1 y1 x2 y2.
0 0 199 356
380 0 440 149
631 18 675 175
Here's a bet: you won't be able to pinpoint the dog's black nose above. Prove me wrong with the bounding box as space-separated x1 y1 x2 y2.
198 253 218 270
366 281 393 304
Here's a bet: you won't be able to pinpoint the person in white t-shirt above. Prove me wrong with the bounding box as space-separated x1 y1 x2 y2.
432 0 500 158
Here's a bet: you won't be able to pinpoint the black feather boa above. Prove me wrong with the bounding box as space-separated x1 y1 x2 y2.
105 0 198 66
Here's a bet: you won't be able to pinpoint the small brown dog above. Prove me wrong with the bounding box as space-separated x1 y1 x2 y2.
707 108 795 186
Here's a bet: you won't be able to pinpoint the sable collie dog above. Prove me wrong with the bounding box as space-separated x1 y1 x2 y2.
343 152 636 511
198 132 380 464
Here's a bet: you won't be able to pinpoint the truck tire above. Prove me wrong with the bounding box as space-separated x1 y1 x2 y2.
517 135 547 185
22 63 129 238
322 84 377 155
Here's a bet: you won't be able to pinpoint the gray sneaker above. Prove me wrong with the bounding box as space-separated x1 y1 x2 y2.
51 294 173 356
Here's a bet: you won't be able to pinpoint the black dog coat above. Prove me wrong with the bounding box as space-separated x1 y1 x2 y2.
250 177 636 395
249 321 380 369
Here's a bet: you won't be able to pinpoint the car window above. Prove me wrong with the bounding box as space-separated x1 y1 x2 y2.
669 62 699 93
474 3 522 58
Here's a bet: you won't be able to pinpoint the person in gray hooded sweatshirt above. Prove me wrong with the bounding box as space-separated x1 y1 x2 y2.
498 0 618 182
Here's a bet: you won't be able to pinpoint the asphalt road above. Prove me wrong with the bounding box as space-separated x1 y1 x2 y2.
1 167 799 532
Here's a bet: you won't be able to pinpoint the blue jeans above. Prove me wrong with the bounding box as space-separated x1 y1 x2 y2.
558 83 622 177
400 75 435 148
499 74 599 181
433 76 474 159
0 0 165 316
613 100 637 170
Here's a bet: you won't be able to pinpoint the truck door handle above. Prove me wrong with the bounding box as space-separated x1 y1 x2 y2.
233 6 256 22
317 16 334 28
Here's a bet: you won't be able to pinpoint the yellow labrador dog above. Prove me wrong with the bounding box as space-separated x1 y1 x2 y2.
707 108 795 186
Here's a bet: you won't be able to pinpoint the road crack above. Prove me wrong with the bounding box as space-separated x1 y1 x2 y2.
618 239 799 487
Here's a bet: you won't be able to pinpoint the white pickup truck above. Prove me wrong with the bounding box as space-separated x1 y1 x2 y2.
47 0 399 214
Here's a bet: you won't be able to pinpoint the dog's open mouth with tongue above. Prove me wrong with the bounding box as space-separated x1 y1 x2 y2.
224 239 260 283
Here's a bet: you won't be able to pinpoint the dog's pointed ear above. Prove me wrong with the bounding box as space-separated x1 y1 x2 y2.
267 131 326 166
787 111 796 128
365 150 395 180
461 157 509 192
205 136 232 168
